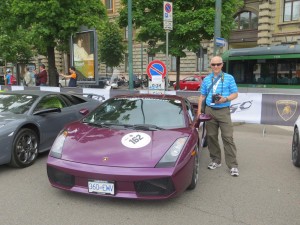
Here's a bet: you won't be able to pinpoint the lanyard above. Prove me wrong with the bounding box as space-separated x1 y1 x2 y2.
211 72 224 95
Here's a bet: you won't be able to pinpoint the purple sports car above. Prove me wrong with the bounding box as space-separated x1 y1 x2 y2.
47 94 210 199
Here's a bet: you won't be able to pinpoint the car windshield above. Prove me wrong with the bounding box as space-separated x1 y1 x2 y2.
0 93 38 114
83 97 186 129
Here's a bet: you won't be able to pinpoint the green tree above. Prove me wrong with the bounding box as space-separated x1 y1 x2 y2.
98 21 125 68
0 0 107 86
119 0 243 88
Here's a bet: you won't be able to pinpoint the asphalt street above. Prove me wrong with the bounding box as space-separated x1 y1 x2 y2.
0 123 299 225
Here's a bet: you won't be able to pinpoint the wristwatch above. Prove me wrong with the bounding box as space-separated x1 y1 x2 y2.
225 97 228 102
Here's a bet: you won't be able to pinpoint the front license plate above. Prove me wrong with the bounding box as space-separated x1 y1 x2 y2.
88 180 115 195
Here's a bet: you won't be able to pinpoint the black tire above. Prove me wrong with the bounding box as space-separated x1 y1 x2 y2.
292 127 300 167
187 145 199 190
203 135 208 148
10 128 39 168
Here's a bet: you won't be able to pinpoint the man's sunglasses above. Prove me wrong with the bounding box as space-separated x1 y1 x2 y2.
211 63 223 67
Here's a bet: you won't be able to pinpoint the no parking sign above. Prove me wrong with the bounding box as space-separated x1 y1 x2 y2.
146 60 167 93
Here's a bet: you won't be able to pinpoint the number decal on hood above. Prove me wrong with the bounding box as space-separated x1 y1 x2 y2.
121 132 151 148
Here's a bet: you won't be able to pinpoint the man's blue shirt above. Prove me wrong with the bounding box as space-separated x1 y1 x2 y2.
200 72 238 108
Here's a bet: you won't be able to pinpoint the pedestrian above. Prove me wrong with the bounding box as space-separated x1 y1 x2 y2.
23 67 35 86
197 56 239 177
4 69 12 85
54 67 60 87
60 66 77 87
34 64 48 86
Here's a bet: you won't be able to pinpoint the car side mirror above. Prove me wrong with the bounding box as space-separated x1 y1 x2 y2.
79 108 89 116
193 114 212 128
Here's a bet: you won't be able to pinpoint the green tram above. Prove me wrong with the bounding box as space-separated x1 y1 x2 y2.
222 45 300 89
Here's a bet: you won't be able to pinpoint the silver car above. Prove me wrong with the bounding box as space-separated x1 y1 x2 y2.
0 90 100 168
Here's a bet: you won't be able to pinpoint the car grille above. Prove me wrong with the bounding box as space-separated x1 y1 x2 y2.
47 166 75 188
134 177 175 196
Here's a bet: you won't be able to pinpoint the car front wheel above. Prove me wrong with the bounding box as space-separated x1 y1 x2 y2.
187 145 199 190
10 128 39 168
292 127 300 167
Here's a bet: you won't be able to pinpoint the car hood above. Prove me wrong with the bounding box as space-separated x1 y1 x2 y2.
61 123 192 168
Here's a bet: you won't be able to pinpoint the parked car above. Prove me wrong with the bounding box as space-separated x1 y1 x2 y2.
0 90 101 168
292 116 300 167
47 94 211 199
173 75 203 91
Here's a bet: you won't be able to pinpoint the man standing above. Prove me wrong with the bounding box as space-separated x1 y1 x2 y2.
34 64 48 86
197 56 239 177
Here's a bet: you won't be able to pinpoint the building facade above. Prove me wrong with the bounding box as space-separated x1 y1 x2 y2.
99 0 299 83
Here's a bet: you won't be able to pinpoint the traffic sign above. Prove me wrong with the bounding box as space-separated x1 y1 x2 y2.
216 37 226 47
163 2 173 21
146 60 167 80
164 21 173 30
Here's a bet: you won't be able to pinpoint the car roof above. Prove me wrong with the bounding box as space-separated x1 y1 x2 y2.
1 90 71 96
2 90 61 97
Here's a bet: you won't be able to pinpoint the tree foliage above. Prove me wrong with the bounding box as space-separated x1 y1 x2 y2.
119 0 243 85
0 0 107 86
98 22 125 68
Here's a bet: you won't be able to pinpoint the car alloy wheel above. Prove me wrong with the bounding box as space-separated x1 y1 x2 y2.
10 128 39 168
292 127 300 167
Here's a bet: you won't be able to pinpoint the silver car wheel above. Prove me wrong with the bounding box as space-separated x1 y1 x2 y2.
10 128 39 168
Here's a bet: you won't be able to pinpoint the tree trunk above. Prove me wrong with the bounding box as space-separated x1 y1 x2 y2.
47 46 58 87
175 56 181 90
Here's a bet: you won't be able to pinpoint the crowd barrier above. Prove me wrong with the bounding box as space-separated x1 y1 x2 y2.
1 85 299 127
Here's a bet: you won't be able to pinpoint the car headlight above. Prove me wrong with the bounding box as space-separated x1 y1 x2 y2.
49 130 68 159
156 137 188 168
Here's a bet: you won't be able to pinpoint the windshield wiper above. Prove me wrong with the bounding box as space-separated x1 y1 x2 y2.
82 121 114 128
126 124 165 131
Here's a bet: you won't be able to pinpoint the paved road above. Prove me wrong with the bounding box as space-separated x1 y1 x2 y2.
0 124 299 225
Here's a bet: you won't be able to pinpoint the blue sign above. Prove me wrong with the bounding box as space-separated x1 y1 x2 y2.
216 37 226 47
146 60 167 80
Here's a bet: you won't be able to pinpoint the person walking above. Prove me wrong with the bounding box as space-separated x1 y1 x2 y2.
34 64 48 86
197 56 239 177
4 69 12 85
24 67 35 86
60 66 77 87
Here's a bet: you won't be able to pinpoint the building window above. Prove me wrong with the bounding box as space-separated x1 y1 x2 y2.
105 0 113 13
171 56 177 72
197 49 208 72
234 11 258 30
148 54 155 63
284 0 300 21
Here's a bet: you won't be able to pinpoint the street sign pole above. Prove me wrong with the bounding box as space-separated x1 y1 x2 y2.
163 1 173 91
166 30 169 91
213 0 222 56
128 0 134 90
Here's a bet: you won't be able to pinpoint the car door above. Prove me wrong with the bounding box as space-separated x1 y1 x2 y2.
190 77 201 91
182 77 196 90
33 94 78 151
